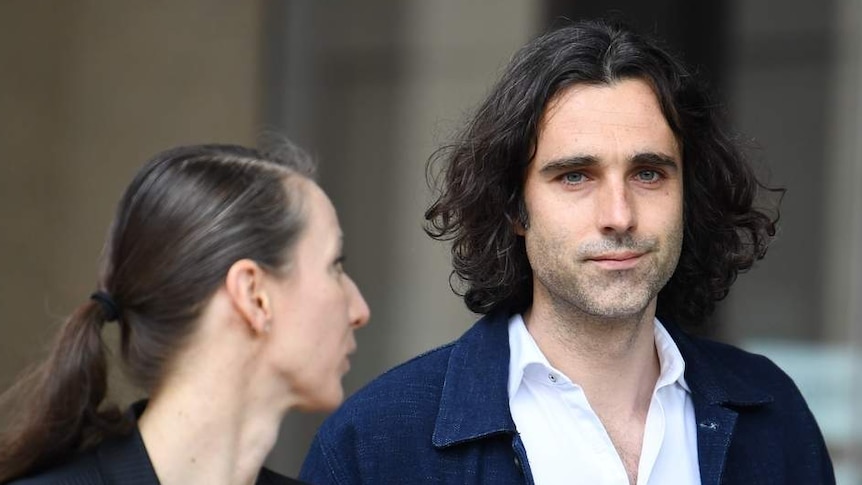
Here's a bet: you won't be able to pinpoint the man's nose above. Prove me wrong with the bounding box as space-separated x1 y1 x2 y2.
596 179 636 235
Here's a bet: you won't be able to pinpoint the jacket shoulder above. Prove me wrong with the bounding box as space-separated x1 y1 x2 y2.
687 336 835 482
300 341 458 484
325 340 455 429
684 333 831 445
687 335 802 396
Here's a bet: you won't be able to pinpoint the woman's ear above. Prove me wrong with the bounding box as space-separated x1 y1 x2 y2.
225 259 272 335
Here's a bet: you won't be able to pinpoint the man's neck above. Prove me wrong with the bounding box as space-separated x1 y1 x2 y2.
522 297 660 418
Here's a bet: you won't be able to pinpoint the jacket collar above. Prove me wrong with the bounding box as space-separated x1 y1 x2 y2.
431 313 773 449
661 320 774 407
432 312 516 448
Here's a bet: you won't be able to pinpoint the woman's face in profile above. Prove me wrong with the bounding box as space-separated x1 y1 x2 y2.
266 180 370 411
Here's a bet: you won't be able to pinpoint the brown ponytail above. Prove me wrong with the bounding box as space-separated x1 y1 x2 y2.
0 143 316 482
0 301 130 481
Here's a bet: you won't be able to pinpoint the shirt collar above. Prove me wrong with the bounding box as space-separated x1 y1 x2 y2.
653 317 690 392
507 313 549 398
507 314 690 399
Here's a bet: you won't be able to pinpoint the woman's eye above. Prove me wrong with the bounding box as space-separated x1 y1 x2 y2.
562 172 585 185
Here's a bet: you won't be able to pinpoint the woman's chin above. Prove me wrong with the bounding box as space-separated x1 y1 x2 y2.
295 386 344 413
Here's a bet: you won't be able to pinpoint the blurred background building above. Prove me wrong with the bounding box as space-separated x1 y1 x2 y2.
1 0 859 482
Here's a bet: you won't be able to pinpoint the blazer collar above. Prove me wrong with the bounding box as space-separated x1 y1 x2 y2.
96 401 161 485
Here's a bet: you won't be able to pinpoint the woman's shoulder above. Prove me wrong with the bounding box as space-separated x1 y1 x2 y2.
9 458 306 485
7 424 158 485
6 449 102 485
257 466 309 485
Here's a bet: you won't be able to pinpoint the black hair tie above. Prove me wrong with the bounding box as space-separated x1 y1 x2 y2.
90 291 121 323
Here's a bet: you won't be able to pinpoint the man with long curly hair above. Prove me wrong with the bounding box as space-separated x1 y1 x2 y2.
301 20 834 485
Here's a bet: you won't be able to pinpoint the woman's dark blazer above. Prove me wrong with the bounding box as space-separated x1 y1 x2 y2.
6 401 303 485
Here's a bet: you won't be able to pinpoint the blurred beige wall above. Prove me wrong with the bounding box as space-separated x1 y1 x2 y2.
266 0 540 475
0 0 264 389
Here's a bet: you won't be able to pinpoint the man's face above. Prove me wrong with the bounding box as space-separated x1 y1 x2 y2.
519 78 684 320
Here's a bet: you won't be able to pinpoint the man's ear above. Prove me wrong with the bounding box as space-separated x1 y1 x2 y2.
225 259 272 335
513 221 526 236
512 200 529 236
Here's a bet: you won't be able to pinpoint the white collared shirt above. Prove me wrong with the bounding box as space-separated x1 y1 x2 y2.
507 314 701 485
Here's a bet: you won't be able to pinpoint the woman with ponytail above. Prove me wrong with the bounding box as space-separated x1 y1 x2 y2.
0 143 370 484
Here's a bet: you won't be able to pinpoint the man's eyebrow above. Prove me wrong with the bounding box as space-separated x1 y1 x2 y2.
537 152 680 175
632 152 680 170
537 155 600 174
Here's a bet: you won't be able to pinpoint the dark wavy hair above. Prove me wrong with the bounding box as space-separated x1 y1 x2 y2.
0 143 316 482
425 19 781 326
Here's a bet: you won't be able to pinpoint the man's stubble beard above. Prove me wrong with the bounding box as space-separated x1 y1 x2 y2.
530 230 683 323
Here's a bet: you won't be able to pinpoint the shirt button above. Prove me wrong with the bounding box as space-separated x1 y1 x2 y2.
548 373 557 383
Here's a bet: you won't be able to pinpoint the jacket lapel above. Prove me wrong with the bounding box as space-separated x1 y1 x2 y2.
662 321 774 485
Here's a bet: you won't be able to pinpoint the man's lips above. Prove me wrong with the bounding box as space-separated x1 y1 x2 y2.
585 251 645 269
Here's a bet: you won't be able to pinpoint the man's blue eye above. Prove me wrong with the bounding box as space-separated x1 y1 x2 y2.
563 172 584 184
637 170 660 182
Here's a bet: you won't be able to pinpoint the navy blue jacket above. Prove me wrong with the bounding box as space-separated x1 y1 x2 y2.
300 312 835 484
